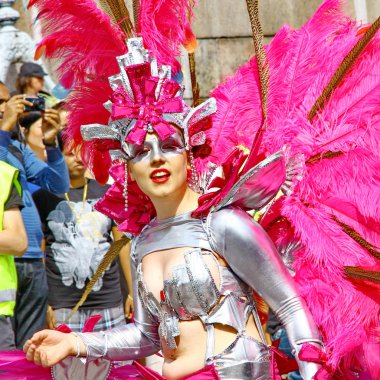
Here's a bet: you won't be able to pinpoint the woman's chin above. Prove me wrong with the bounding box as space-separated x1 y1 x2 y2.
148 189 175 200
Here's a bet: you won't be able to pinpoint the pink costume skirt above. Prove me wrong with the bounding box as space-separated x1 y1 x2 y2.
0 351 220 380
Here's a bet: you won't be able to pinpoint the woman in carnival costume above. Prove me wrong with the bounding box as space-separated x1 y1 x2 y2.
2 0 379 379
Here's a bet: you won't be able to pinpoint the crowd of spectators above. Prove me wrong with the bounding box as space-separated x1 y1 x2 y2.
0 63 132 352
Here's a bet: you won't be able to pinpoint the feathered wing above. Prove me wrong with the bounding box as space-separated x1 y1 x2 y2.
201 0 380 376
275 24 380 371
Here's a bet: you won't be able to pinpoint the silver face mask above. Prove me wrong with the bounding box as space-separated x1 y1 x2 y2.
127 130 186 163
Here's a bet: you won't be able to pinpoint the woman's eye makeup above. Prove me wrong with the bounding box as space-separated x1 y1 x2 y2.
162 139 184 151
137 147 150 155
132 146 150 158
128 133 185 160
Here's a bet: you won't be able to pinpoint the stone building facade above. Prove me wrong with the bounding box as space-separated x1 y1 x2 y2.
7 0 380 100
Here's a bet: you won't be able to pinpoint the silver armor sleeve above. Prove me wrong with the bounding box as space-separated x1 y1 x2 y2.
77 259 160 361
209 207 323 380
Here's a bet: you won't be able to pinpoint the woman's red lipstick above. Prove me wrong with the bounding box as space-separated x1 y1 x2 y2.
150 168 171 183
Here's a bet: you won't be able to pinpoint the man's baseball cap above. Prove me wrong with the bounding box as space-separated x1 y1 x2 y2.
19 62 47 78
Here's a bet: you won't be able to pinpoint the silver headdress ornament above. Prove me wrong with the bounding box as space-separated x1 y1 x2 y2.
81 37 217 162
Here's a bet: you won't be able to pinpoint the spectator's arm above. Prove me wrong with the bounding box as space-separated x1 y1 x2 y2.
0 131 12 162
0 207 28 256
22 144 69 194
0 130 11 149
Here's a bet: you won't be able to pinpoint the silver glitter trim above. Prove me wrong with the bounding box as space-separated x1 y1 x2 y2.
183 98 217 149
103 100 112 112
109 149 127 162
184 97 217 128
81 124 118 141
214 150 284 211
108 74 124 91
150 58 158 76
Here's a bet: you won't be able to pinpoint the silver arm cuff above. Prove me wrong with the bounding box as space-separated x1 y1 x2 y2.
210 207 323 380
275 296 323 379
77 320 160 361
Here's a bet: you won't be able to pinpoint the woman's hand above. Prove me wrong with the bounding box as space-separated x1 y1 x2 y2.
125 294 134 320
23 330 77 367
0 95 32 132
41 108 60 145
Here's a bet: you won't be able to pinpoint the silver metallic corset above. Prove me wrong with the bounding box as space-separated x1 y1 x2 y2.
76 207 322 380
133 213 272 378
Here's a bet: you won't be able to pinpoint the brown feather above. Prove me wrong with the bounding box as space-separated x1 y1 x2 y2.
306 150 344 165
345 266 380 284
97 0 116 23
308 16 380 122
332 215 380 261
188 52 201 106
132 0 141 27
245 0 269 120
64 235 130 323
104 0 135 37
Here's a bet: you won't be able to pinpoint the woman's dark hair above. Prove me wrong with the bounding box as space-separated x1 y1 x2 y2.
12 111 43 142
18 111 42 133
15 76 33 94
57 130 64 152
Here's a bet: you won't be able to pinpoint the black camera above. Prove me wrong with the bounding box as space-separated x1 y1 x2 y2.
24 96 45 112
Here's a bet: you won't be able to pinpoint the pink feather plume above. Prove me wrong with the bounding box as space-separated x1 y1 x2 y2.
137 0 197 73
31 0 127 183
210 0 380 376
33 0 126 88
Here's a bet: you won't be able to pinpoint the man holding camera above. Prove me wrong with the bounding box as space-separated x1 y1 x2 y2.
0 81 69 348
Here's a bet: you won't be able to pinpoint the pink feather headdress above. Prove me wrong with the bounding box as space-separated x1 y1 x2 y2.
80 37 216 164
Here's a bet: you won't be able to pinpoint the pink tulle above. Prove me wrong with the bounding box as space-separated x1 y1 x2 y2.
0 316 149 379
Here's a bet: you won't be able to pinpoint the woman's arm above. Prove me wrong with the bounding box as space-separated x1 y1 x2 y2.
76 256 160 361
0 207 27 255
21 143 70 194
210 207 323 380
25 256 160 365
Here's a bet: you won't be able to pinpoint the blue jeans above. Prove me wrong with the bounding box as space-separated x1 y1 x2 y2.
14 260 48 349
0 315 16 350
272 328 303 380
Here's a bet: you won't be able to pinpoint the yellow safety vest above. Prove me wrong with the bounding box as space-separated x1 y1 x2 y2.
0 161 22 316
